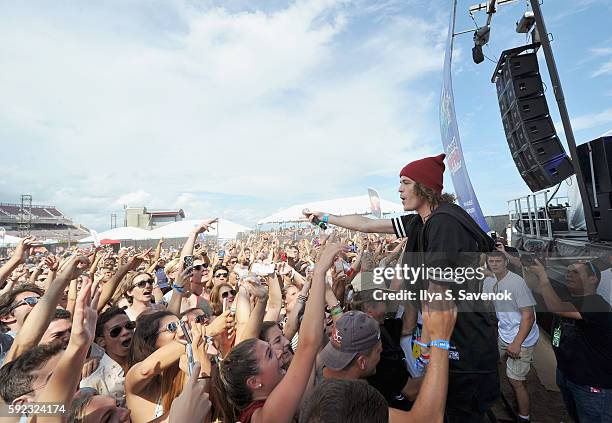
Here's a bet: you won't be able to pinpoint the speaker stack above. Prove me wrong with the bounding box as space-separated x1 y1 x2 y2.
494 49 574 192
577 136 612 241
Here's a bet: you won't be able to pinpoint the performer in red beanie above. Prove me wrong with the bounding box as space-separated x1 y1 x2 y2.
399 153 446 195
304 153 499 422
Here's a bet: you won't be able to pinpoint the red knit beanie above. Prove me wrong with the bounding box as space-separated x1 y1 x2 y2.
399 153 446 194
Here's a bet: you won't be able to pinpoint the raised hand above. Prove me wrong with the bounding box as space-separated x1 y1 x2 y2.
12 236 37 263
174 266 194 294
244 278 269 300
168 362 211 423
44 255 60 272
193 218 218 235
70 278 101 349
315 243 350 273
58 255 91 281
302 209 323 222
205 310 234 337
127 248 152 270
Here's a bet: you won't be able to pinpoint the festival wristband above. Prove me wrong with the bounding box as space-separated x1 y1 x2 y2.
414 338 429 348
173 285 186 294
330 306 343 317
430 339 450 350
322 214 330 224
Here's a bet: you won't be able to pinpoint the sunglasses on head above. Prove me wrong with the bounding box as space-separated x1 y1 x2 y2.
215 272 229 278
158 321 180 334
221 289 236 299
10 296 40 312
193 264 209 271
133 278 153 289
108 320 136 338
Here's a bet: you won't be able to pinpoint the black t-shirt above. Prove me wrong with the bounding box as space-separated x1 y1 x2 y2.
289 258 308 277
391 204 499 375
553 294 612 388
367 318 412 411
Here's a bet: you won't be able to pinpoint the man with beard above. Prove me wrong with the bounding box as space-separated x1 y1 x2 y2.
81 306 135 405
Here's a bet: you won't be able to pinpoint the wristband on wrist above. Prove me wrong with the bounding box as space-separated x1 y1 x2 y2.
322 214 330 224
173 285 186 294
414 338 429 348
430 339 450 350
330 305 343 317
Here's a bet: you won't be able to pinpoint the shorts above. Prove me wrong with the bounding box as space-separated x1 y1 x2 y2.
498 337 535 381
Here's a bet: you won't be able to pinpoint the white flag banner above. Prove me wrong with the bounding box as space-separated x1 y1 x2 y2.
368 188 382 219
90 230 101 247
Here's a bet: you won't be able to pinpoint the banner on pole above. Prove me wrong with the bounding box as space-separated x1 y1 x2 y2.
439 1 490 232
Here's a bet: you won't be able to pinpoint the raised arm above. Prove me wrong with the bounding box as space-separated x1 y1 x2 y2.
97 250 150 312
126 340 186 395
88 247 103 274
258 244 348 423
302 211 394 234
42 255 60 291
264 274 282 322
283 278 311 341
4 255 90 363
153 238 165 263
180 219 217 264
167 267 192 316
0 236 36 285
389 284 457 423
34 278 100 423
236 280 269 343
528 260 581 319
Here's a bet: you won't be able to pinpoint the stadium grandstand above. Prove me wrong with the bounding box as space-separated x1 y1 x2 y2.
0 201 88 242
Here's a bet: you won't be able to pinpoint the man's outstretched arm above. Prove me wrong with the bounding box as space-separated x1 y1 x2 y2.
303 211 395 234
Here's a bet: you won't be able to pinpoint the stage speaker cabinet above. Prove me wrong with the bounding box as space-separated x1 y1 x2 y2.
577 136 612 241
494 50 574 192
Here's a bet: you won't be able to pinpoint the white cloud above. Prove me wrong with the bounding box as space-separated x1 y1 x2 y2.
0 0 445 229
592 60 612 77
115 191 152 207
571 109 612 131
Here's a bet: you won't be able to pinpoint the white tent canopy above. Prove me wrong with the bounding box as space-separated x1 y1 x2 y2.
78 218 250 243
78 227 153 243
258 195 404 225
149 218 250 240
0 234 23 247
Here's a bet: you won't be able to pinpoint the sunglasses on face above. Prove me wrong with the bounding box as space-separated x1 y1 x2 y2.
193 264 209 271
194 314 210 324
221 289 236 299
158 321 180 334
133 279 153 289
10 296 40 312
214 272 229 278
108 320 136 338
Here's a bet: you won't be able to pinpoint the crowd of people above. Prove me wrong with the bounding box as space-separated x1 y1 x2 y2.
0 154 610 423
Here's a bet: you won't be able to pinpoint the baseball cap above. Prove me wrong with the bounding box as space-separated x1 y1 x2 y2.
319 311 381 371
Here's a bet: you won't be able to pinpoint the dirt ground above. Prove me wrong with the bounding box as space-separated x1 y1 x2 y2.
491 364 572 423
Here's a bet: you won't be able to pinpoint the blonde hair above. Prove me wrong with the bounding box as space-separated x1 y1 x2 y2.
164 258 180 277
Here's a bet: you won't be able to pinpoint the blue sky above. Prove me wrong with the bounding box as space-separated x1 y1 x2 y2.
0 0 610 231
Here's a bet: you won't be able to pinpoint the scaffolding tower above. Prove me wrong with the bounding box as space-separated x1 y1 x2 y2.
19 194 32 237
